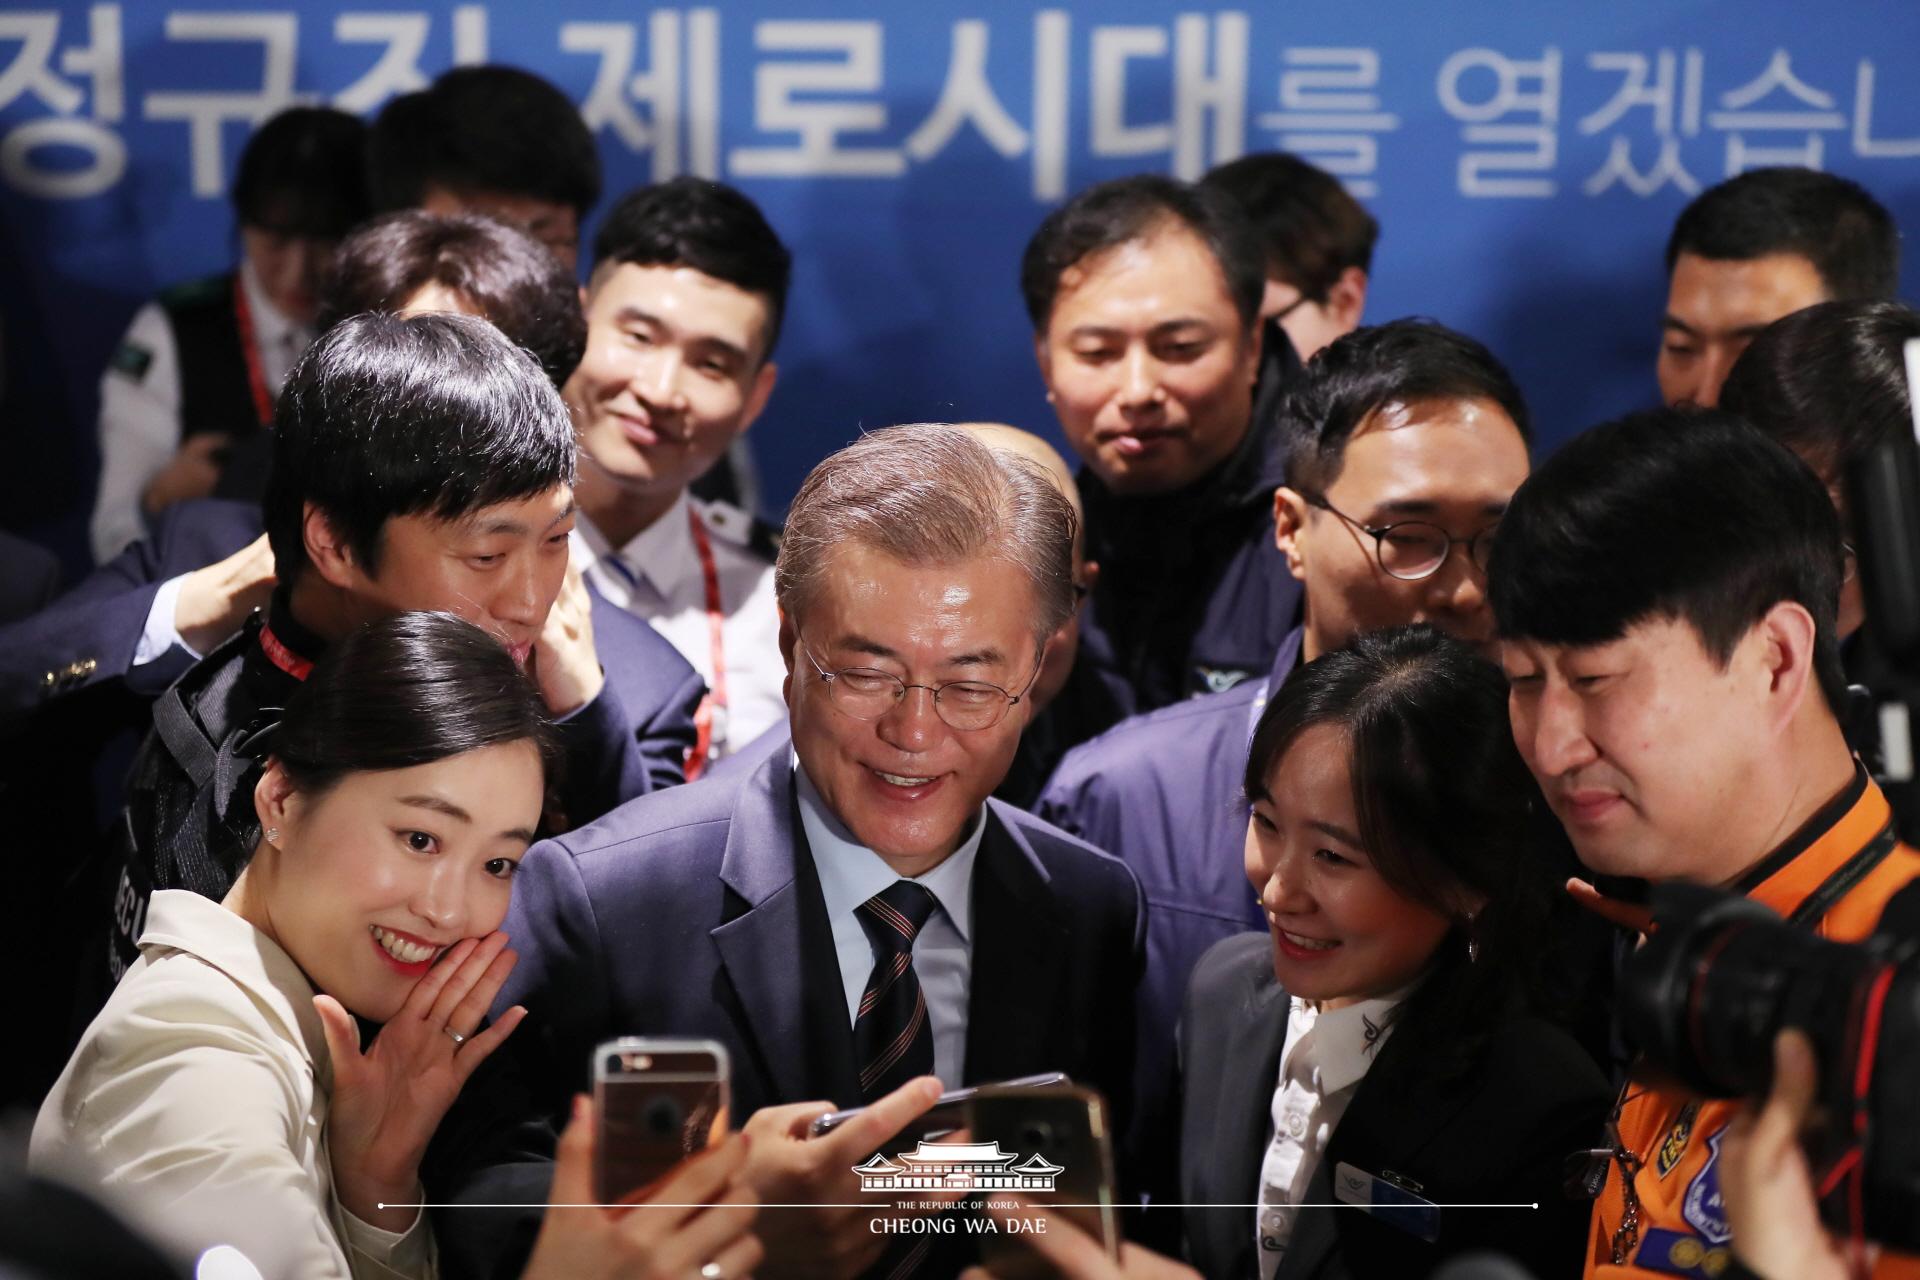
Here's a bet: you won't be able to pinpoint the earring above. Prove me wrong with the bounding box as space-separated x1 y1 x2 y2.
1464 911 1480 964
265 827 280 843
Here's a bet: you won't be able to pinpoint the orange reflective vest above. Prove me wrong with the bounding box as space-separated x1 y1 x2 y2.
1585 771 1920 1279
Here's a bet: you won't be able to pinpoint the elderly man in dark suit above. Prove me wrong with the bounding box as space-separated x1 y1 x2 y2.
431 424 1145 1280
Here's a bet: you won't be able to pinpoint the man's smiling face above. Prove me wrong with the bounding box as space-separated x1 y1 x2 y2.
781 542 1040 873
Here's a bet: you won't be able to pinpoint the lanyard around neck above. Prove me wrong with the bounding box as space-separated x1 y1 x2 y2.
231 275 275 430
684 504 730 780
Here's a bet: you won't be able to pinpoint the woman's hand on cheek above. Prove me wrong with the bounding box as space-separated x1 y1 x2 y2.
316 930 528 1233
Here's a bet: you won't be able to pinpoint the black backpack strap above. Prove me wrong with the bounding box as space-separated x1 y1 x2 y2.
151 683 217 787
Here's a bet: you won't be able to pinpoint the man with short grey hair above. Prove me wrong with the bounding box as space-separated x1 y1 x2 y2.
431 424 1145 1280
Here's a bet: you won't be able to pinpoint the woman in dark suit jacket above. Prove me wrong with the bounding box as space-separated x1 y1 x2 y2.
1177 626 1610 1280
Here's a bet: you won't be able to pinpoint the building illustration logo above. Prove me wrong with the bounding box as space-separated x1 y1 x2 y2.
853 1141 1064 1192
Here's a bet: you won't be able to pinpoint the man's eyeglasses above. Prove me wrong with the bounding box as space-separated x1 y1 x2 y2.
1303 493 1499 582
798 635 1039 731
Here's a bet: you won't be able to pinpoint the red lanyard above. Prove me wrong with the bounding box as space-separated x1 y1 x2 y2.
258 623 314 681
231 274 275 429
684 504 730 780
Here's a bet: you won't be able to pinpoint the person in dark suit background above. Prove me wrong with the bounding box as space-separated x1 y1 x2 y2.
1177 627 1607 1280
429 423 1144 1280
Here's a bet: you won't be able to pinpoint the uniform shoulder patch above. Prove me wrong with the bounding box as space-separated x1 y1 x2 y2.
109 341 153 381
749 517 782 561
698 500 781 561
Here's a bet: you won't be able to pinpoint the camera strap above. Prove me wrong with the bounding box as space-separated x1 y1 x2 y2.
1785 819 1899 928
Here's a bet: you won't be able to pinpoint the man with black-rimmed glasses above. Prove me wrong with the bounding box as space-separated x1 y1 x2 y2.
1038 320 1535 1192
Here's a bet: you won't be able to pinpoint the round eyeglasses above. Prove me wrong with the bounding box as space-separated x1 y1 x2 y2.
1305 493 1499 581
799 636 1039 731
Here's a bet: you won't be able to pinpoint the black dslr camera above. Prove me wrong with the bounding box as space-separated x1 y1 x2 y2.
1621 880 1920 1249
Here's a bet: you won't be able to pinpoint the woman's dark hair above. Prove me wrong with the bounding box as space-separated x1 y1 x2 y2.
270 611 558 799
1242 625 1551 1071
318 211 587 389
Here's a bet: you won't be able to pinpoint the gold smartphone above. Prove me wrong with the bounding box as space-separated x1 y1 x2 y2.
966 1085 1121 1277
591 1037 730 1205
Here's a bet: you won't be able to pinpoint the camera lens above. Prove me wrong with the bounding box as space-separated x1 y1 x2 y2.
644 1097 685 1138
1624 882 1876 1097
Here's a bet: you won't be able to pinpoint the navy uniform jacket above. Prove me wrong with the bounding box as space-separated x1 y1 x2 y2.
426 752 1145 1278
1037 629 1301 1185
1073 319 1304 730
1179 933 1609 1280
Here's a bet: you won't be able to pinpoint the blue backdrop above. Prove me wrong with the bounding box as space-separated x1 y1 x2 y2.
5 1 1920 571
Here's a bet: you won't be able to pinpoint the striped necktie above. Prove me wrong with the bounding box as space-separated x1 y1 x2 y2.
853 880 940 1102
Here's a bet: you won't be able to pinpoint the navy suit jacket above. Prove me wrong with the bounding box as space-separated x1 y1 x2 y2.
0 498 704 803
0 530 60 626
1178 934 1608 1280
428 753 1145 1278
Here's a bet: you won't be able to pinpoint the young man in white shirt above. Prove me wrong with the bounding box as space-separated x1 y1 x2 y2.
565 178 792 771
91 107 368 562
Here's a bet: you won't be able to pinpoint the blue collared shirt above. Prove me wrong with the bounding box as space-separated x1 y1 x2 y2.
795 762 981 1088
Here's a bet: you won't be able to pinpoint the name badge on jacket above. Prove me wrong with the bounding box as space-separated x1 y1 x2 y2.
1333 1162 1441 1242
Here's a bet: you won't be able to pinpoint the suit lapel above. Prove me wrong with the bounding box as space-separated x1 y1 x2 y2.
710 758 858 1106
1280 1013 1476 1279
962 809 1070 1083
1328 1013 1474 1185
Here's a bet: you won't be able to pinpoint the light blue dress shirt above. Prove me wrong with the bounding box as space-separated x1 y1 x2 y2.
794 762 982 1089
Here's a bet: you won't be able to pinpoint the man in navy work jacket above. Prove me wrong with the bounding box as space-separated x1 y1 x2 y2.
1022 174 1305 733
1038 320 1535 1185
430 424 1144 1280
